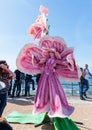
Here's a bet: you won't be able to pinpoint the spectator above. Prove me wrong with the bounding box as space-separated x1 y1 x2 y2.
25 74 35 96
84 64 92 98
79 67 86 100
0 60 14 116
20 72 25 96
8 78 13 96
11 69 22 97
36 74 41 85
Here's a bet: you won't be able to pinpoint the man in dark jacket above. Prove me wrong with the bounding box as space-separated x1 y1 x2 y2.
11 69 22 97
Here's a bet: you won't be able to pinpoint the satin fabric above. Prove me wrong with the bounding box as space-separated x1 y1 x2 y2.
32 58 74 118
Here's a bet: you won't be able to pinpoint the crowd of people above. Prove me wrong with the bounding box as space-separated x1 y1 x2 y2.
8 69 41 98
79 64 92 100
6 64 92 100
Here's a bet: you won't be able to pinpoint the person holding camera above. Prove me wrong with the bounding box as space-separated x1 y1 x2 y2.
0 60 14 117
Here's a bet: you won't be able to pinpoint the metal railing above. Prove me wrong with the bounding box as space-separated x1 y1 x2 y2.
11 79 92 96
62 83 92 96
61 83 79 96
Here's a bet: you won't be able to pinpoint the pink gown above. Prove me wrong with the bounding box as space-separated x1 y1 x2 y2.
16 36 79 118
32 57 74 118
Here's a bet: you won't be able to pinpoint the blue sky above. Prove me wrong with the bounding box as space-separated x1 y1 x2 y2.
0 0 92 71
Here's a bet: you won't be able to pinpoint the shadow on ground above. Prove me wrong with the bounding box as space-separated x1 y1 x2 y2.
7 96 34 106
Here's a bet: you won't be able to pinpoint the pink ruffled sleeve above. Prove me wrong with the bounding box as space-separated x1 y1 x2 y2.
16 44 44 75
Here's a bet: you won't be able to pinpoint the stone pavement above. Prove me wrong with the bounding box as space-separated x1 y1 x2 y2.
2 95 92 130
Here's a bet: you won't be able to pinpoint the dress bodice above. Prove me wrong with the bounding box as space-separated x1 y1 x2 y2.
45 58 56 75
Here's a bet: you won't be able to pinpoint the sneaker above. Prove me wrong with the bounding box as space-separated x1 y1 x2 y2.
84 93 87 98
80 97 86 100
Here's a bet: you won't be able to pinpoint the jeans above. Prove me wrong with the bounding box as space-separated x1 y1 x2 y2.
79 82 84 98
83 79 89 94
25 79 35 96
12 80 21 97
0 93 7 117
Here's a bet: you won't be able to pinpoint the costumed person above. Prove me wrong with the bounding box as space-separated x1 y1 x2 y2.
16 5 80 130
0 60 14 117
16 36 79 116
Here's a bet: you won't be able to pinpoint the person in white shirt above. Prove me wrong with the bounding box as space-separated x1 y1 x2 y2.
84 64 92 98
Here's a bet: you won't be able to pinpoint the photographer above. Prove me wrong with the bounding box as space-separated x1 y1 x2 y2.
0 60 14 117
